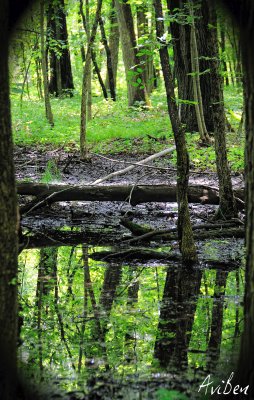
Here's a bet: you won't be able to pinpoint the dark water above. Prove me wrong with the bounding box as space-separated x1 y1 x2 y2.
18 241 244 399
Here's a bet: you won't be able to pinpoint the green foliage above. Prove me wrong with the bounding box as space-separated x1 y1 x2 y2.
156 389 189 400
41 159 61 183
11 84 244 173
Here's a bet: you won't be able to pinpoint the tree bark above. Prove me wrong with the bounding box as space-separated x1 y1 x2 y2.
189 0 210 143
168 0 196 132
222 0 254 394
115 0 148 107
0 1 19 397
154 0 197 264
46 0 74 97
105 0 119 92
40 0 54 127
207 2 237 219
99 17 116 101
80 0 102 159
136 3 155 95
18 182 244 213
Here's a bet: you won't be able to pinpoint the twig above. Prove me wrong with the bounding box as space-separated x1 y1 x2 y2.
91 152 218 175
91 146 176 184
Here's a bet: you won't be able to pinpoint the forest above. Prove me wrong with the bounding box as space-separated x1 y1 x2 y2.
1 0 254 399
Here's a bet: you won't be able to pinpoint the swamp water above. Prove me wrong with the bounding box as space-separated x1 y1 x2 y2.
18 240 244 399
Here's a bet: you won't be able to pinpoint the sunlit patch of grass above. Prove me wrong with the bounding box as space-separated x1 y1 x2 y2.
12 84 244 171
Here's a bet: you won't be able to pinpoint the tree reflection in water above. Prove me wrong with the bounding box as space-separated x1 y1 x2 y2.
18 243 244 396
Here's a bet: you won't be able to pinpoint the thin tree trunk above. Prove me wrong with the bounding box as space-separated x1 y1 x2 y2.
190 1 210 143
80 0 103 159
207 2 237 219
153 0 197 264
79 0 107 100
86 0 92 120
40 0 54 127
137 3 155 96
99 17 116 101
220 20 230 86
206 270 228 371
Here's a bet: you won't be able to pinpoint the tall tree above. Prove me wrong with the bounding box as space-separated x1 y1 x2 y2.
154 266 201 368
221 0 254 394
99 17 116 101
46 0 74 97
115 0 148 107
136 2 155 96
153 0 197 264
40 0 54 126
206 1 237 219
168 0 196 132
80 0 102 159
105 0 119 94
0 1 19 398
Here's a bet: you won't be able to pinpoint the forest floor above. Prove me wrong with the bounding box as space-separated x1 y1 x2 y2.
15 146 244 232
16 146 244 265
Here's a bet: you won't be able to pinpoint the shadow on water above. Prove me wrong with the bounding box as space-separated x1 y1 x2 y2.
18 232 244 399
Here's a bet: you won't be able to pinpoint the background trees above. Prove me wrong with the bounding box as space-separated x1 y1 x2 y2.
46 0 74 97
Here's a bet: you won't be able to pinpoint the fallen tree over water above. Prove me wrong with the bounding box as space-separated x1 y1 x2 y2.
19 224 244 251
18 182 244 214
89 247 241 270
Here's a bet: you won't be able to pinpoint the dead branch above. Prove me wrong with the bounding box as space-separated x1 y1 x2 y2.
91 146 176 184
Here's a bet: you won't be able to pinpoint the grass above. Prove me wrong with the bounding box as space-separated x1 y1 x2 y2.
11 84 244 172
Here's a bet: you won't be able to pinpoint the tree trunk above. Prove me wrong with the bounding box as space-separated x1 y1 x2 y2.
153 0 197 264
0 1 19 397
79 0 108 101
80 0 102 159
136 3 155 95
47 0 74 97
223 0 254 395
219 19 230 86
154 266 202 368
168 0 196 131
99 17 116 101
207 2 237 219
115 0 148 107
18 182 244 214
189 1 210 143
40 0 54 127
206 270 228 371
105 0 119 92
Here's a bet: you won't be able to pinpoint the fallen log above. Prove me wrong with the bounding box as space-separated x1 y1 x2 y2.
17 182 244 214
120 217 244 243
19 229 117 250
90 248 241 270
20 225 244 251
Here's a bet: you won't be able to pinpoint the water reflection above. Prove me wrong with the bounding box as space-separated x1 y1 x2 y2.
18 243 244 397
154 266 202 370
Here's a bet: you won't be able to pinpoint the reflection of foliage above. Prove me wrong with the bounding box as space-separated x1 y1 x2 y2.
18 244 244 395
156 388 189 400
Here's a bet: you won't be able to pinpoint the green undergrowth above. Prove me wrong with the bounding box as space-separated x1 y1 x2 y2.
11 85 244 172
